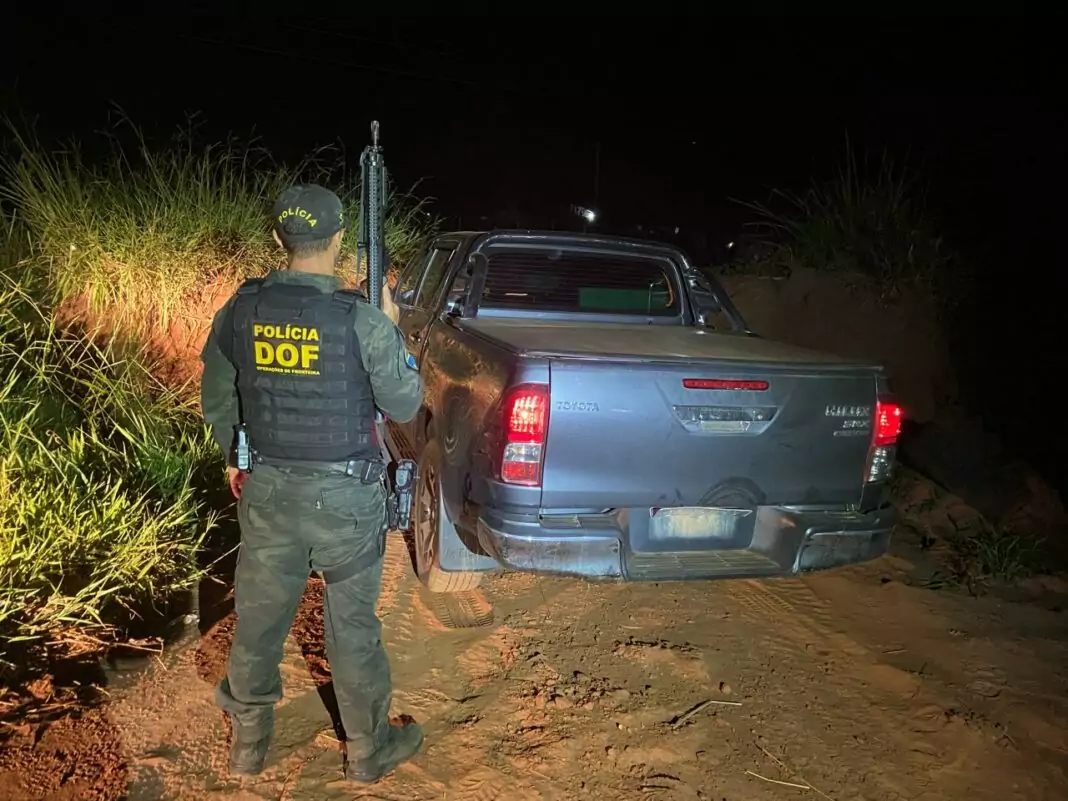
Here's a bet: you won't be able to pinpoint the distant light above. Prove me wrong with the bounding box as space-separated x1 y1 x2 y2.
727 241 735 249
572 204 597 224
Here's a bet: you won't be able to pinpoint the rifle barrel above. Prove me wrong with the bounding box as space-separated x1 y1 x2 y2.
360 120 387 311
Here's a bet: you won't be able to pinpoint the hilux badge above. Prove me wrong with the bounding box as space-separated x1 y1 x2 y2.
825 404 870 418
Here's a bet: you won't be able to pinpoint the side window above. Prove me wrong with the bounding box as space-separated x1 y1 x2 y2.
412 247 456 309
445 260 472 301
394 247 429 305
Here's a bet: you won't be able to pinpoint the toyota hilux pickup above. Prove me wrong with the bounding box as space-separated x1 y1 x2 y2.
384 230 901 594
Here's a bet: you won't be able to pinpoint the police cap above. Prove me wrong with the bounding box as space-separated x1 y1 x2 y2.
271 184 349 246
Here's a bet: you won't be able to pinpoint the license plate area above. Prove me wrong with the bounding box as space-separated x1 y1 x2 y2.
648 506 756 547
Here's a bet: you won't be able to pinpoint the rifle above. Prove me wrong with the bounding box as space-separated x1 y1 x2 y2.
357 120 418 533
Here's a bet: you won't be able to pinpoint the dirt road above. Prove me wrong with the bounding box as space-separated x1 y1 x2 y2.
4 531 1068 801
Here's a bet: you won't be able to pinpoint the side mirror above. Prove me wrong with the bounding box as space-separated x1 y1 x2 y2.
444 297 464 317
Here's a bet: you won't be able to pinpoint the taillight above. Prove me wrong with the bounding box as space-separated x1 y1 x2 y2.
874 398 903 446
500 383 549 486
867 396 903 482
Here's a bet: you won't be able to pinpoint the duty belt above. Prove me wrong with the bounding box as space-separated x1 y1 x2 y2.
252 454 385 483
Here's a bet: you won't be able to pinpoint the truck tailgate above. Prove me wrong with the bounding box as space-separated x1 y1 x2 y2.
462 319 882 509
542 357 876 510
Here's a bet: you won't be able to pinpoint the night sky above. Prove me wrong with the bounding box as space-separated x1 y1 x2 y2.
4 9 1065 487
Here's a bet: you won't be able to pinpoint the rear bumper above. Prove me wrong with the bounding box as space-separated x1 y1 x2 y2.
476 503 897 581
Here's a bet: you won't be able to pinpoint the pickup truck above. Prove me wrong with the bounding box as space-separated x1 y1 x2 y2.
384 230 901 595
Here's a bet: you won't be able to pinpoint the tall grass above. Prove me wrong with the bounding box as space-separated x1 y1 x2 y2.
0 114 436 337
735 139 961 306
0 270 220 652
0 200 218 659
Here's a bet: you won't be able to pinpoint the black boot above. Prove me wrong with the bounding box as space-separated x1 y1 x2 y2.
228 719 271 776
346 721 424 783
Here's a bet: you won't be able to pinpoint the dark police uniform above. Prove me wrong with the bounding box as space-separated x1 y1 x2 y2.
198 184 424 783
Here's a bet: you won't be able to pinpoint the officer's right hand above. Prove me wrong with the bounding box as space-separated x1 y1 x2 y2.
382 283 400 326
228 466 248 498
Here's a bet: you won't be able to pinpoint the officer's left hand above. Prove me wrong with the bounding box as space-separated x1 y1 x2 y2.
381 283 400 326
228 467 249 498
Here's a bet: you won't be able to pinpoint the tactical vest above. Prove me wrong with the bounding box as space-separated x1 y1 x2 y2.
221 277 378 463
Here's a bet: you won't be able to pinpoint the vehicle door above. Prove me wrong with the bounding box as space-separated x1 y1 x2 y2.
398 237 461 356
389 238 460 444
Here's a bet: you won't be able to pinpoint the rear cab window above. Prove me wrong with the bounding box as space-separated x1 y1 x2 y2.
477 247 682 318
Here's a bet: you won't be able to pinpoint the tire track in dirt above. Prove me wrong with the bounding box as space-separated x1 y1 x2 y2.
719 575 1067 801
612 639 711 685
449 765 546 801
455 626 528 689
364 580 625 799
376 534 412 623
408 583 455 634
430 588 497 629
390 684 458 721
444 578 600 694
725 576 915 688
383 584 427 669
280 574 594 796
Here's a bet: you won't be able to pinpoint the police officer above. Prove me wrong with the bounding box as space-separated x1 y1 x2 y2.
199 184 424 783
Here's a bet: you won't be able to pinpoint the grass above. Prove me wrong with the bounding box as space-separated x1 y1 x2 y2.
0 113 437 340
890 467 1049 596
939 521 1047 592
0 270 220 656
732 138 964 309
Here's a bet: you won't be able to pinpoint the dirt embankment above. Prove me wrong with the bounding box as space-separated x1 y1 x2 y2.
57 261 401 393
721 267 1066 545
720 267 957 424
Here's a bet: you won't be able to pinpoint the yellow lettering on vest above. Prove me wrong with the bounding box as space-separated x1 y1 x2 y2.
250 321 323 375
254 340 274 365
275 342 299 368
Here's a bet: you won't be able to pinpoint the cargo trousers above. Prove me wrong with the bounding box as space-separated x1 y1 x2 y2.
215 462 392 764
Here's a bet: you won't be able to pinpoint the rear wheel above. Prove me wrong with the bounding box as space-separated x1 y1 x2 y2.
414 438 483 594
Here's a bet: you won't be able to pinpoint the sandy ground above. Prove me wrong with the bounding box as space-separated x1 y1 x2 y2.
3 522 1067 801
